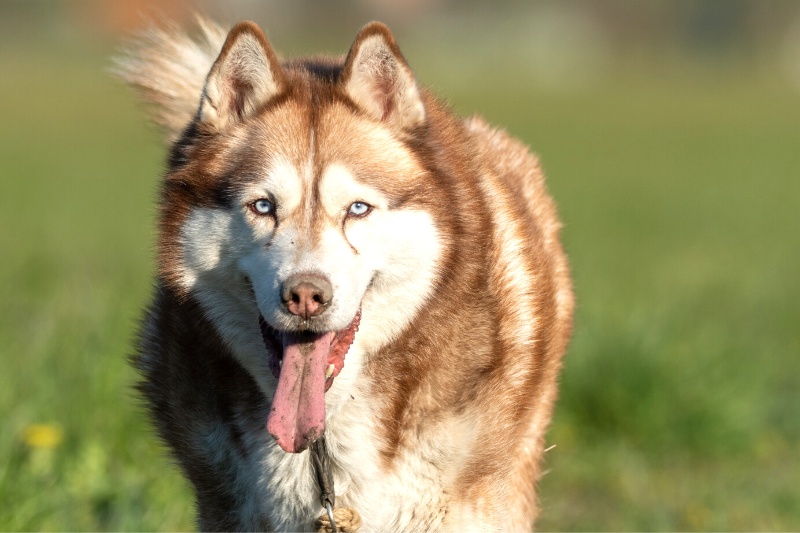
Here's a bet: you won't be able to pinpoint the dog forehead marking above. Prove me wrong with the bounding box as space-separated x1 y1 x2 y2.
318 163 385 217
256 157 304 214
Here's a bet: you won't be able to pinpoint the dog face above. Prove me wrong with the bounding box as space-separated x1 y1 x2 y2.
176 103 440 336
254 97 438 332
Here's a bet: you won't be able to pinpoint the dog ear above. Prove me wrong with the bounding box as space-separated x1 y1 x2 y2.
200 21 284 129
341 22 425 130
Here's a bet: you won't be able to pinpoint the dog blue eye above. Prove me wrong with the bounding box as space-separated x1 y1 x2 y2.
348 202 371 217
252 199 274 215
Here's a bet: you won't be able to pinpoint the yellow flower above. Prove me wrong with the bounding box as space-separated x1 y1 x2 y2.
22 423 64 449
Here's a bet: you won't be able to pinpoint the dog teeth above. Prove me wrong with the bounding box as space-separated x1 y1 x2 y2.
325 364 335 379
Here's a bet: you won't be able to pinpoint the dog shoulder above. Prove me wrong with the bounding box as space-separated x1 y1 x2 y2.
465 115 573 329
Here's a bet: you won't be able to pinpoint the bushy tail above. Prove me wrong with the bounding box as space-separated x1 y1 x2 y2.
112 17 227 143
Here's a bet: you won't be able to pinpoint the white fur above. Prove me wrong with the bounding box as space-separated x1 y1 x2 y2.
254 157 306 217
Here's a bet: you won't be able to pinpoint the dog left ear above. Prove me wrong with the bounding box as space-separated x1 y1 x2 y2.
200 21 285 130
341 22 425 131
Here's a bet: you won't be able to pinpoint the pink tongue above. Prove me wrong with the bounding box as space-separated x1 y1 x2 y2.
267 331 335 453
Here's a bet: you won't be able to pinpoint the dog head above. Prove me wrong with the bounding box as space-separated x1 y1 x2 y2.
143 21 446 452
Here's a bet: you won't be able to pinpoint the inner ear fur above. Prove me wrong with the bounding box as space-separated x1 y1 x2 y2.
341 22 425 130
200 21 285 130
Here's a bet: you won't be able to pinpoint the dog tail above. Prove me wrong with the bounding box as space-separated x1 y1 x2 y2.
112 16 227 144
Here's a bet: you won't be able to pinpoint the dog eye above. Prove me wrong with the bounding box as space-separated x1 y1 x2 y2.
348 201 371 217
251 198 274 216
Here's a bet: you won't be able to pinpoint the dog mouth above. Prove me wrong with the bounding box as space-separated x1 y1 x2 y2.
258 312 360 453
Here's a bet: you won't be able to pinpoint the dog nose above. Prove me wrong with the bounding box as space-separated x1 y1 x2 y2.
281 273 333 319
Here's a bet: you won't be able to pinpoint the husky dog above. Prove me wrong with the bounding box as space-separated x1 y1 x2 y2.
117 18 573 532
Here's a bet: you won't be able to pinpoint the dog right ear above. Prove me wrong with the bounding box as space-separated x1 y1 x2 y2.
199 21 285 130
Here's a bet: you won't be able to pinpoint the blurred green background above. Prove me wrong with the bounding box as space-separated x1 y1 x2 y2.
1 0 798 530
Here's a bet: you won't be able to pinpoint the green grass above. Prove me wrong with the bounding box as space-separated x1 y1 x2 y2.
0 42 195 531
1 32 798 531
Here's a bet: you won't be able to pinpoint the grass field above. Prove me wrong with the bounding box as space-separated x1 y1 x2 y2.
1 23 799 531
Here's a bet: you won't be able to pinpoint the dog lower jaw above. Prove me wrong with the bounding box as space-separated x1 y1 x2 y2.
259 310 361 391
